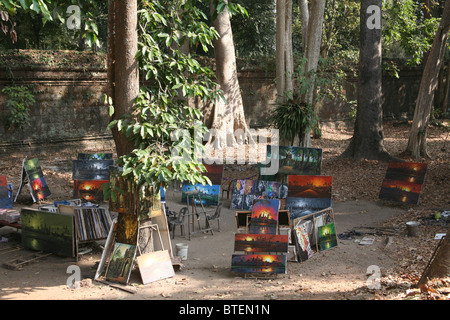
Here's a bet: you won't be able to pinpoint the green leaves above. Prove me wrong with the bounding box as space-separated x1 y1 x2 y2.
109 0 221 189
1 85 36 131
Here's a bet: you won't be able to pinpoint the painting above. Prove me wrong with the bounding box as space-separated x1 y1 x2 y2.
249 199 280 235
138 187 162 221
73 180 108 202
72 159 114 181
260 146 322 178
294 221 314 261
231 254 287 274
231 179 287 210
136 250 175 285
181 183 220 206
16 158 52 202
105 242 137 284
286 197 332 219
234 234 289 253
21 208 75 257
115 212 139 245
318 223 338 251
379 161 427 205
288 175 332 199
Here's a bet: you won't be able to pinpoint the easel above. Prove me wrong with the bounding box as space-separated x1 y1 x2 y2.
185 190 214 240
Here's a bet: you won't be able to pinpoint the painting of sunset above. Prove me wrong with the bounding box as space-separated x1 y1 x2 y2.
287 175 332 198
234 234 289 253
249 199 280 234
231 254 287 274
379 161 427 205
73 180 107 202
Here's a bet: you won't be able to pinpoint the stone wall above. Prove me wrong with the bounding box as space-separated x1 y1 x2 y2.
0 62 434 154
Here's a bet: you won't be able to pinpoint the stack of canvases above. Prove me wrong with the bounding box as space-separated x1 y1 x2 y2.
231 199 288 275
95 178 175 285
72 153 114 203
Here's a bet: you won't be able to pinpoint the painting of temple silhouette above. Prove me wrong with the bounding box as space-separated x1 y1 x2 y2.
21 208 75 257
105 242 137 284
379 161 427 205
231 254 287 274
234 234 289 253
249 199 280 234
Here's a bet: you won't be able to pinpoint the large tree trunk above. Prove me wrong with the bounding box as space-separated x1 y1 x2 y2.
276 0 286 99
298 0 309 52
110 0 139 157
208 0 252 149
299 0 325 147
404 0 450 160
341 0 392 161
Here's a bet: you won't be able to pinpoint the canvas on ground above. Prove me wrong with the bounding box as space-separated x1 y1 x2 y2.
105 242 137 284
379 161 427 205
21 208 75 257
136 250 175 284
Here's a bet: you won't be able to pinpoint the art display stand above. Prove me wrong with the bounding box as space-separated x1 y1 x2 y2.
185 190 214 240
15 157 51 203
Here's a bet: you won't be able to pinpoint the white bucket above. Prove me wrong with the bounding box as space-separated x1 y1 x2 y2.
406 221 420 237
175 243 189 260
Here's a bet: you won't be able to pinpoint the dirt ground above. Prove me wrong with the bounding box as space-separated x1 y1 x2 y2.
0 121 449 302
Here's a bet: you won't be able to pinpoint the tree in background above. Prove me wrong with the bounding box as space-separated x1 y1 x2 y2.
341 0 393 161
404 0 450 160
207 0 253 149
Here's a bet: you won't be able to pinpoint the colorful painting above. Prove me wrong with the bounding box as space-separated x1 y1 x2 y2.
379 161 427 205
294 221 314 261
73 180 108 202
249 199 280 235
115 212 139 245
260 146 322 177
18 158 51 202
318 223 338 251
231 180 287 210
136 250 175 285
181 183 220 206
72 159 114 181
234 234 289 253
286 197 332 219
288 175 332 199
231 254 287 274
21 208 75 257
105 242 137 284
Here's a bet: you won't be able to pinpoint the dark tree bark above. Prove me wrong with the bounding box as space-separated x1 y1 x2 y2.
341 0 392 162
404 0 450 160
109 0 139 157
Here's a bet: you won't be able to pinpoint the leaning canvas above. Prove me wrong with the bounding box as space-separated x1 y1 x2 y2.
318 223 338 251
379 161 427 205
136 250 175 284
105 242 137 284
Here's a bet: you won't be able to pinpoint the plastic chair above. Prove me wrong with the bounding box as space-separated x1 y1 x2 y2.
206 203 222 232
169 207 189 239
